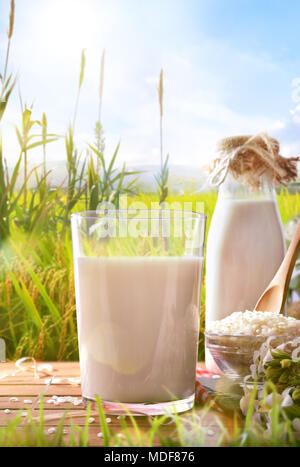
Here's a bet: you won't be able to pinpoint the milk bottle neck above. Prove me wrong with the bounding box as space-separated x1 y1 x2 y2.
218 174 277 201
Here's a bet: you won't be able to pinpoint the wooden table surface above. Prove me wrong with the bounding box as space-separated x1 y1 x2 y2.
0 362 235 447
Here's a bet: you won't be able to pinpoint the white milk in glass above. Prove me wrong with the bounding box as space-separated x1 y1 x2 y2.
74 256 203 403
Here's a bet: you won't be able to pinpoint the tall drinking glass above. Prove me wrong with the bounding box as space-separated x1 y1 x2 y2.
71 209 206 415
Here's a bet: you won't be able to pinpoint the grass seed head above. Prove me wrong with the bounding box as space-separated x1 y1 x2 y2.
7 0 15 39
158 69 163 118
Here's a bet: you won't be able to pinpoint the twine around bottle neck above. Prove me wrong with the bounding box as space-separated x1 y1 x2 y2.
208 133 299 190
208 146 240 187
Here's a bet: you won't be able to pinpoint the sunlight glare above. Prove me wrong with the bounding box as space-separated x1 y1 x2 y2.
37 0 107 58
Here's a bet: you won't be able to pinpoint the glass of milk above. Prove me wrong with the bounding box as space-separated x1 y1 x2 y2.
71 209 206 415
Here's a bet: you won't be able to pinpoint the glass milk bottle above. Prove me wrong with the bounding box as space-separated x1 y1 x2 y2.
205 174 286 370
206 174 285 325
204 133 300 371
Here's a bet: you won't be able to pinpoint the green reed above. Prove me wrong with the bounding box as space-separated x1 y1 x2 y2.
155 69 169 205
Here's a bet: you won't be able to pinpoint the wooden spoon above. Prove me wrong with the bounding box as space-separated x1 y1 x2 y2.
254 219 300 314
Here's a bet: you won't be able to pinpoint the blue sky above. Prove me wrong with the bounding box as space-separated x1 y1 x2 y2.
1 0 300 168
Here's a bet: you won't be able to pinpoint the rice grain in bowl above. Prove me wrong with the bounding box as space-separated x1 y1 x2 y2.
205 311 300 381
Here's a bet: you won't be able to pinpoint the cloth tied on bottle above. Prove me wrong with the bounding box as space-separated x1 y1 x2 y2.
208 133 299 189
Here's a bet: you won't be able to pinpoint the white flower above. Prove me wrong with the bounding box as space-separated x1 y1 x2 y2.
292 418 300 433
240 393 251 415
252 413 263 424
265 393 281 407
262 350 273 366
281 394 293 407
292 345 300 359
253 351 260 363
250 364 257 379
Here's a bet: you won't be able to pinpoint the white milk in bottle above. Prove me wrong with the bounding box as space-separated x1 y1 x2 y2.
206 182 285 322
205 135 293 372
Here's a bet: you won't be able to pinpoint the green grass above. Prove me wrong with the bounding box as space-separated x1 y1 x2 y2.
0 386 298 447
0 188 297 448
0 189 298 362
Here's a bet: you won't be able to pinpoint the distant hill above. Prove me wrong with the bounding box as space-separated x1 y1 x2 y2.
286 181 300 194
10 160 299 194
132 164 209 193
12 161 210 193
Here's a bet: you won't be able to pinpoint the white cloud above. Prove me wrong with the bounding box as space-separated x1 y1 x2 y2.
1 0 298 174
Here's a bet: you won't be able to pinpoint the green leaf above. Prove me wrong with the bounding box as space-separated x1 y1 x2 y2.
283 404 300 419
1 252 43 329
25 137 58 151
107 142 120 175
9 241 62 323
88 144 106 172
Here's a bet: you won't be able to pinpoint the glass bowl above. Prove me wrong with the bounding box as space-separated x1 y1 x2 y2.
205 332 297 382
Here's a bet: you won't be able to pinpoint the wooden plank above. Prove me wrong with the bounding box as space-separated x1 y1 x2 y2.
0 362 79 380
0 385 47 396
0 362 235 446
0 397 81 410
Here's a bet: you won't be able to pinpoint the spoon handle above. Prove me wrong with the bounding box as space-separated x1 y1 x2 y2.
278 220 300 313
